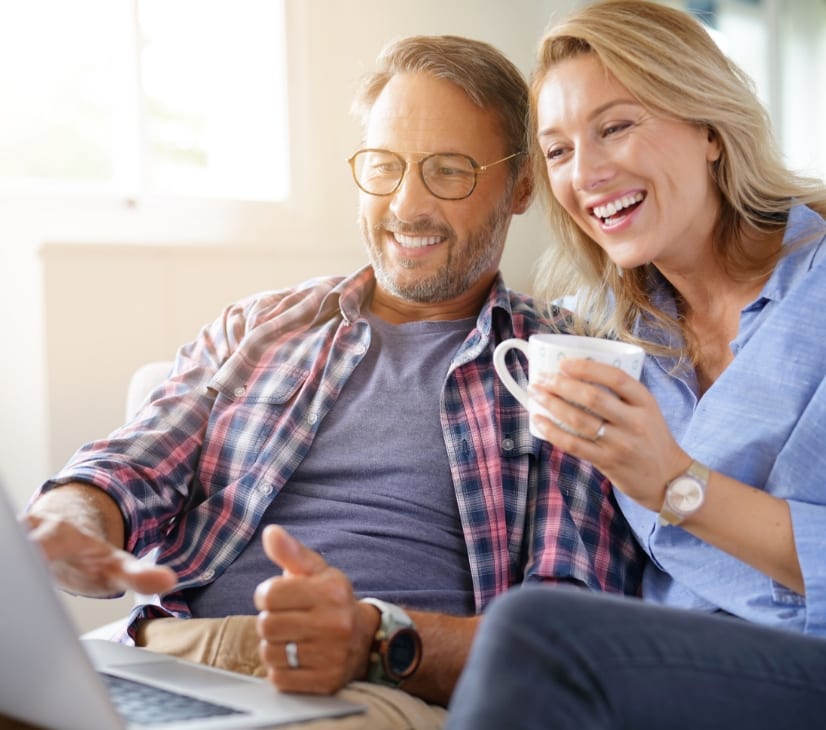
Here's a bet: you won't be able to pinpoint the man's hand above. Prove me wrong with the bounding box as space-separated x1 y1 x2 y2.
24 484 177 598
254 525 379 695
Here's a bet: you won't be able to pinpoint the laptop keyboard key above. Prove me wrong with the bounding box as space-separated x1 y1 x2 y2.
100 672 245 725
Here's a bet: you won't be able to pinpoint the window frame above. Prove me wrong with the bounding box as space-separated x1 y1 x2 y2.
0 0 301 247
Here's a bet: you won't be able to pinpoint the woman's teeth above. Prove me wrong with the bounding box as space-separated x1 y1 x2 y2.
593 192 645 221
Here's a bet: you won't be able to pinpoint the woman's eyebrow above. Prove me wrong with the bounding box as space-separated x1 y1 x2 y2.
538 98 640 138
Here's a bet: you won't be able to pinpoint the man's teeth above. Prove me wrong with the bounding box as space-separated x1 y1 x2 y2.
593 192 644 220
395 233 442 248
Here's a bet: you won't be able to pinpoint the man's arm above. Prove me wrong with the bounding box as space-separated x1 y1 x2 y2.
254 525 479 705
24 483 177 597
395 610 479 705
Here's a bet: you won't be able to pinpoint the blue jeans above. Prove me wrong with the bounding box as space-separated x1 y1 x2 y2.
447 585 826 729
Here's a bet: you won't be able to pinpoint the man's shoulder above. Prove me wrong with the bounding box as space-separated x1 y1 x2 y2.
233 271 365 327
500 287 573 336
248 273 347 306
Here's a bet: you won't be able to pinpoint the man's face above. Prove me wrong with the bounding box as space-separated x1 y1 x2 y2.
357 72 525 307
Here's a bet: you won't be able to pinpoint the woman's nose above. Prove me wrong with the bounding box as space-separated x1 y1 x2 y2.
572 143 613 191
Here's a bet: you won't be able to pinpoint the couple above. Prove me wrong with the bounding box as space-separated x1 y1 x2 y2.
22 1 826 728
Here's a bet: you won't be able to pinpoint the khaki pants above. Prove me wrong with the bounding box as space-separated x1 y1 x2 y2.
136 616 448 730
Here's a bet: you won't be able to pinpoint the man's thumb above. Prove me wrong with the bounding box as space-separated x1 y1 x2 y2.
261 524 326 577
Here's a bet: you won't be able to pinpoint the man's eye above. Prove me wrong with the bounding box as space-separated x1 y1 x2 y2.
371 163 402 176
435 166 471 178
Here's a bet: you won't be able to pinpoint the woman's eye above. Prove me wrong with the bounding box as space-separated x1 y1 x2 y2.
603 121 632 137
545 146 566 161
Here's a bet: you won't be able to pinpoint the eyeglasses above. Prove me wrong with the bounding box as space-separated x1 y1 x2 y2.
347 148 524 201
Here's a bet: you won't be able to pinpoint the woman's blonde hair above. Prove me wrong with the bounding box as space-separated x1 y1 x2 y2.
530 0 826 360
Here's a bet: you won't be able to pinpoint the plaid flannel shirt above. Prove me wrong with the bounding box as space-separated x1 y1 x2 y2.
43 266 643 640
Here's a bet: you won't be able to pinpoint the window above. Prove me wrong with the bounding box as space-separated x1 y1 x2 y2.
0 0 289 201
682 0 826 179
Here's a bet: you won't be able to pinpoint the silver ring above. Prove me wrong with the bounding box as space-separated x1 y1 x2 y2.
593 423 606 441
285 641 300 669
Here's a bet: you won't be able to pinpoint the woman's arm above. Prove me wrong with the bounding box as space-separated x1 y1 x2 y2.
527 358 804 593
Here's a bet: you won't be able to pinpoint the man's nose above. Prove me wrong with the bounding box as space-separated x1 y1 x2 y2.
389 163 438 219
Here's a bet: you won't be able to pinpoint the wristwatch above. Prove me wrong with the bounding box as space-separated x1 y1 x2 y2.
657 460 711 526
360 598 422 687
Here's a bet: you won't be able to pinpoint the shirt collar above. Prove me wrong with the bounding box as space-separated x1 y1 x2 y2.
316 265 513 333
473 271 513 338
757 203 826 304
312 265 375 325
643 203 826 322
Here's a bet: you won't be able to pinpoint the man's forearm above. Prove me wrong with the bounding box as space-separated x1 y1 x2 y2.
24 481 177 598
403 612 480 706
28 481 126 549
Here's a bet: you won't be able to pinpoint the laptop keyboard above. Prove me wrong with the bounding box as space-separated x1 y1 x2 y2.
100 672 246 725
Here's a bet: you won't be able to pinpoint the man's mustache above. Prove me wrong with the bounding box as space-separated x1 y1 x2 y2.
373 216 453 239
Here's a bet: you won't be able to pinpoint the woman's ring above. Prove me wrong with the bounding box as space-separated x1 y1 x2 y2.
593 423 606 441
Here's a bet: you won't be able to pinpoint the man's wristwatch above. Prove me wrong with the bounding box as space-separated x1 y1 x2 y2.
657 460 711 526
360 598 422 687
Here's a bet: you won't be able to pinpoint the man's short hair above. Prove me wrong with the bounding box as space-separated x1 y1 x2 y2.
352 35 529 180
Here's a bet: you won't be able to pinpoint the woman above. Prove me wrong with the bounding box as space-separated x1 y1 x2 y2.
446 1 826 728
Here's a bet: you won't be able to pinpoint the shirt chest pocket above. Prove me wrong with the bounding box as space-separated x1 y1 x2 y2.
212 364 309 404
199 364 310 486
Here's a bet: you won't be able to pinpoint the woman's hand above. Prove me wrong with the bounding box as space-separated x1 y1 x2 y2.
529 357 689 511
530 358 805 593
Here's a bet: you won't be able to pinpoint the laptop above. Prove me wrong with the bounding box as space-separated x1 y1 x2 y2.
0 481 365 729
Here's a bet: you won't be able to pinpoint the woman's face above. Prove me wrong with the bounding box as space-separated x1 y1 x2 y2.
536 53 722 272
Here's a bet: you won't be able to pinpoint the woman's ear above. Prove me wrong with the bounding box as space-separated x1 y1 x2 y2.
706 127 722 163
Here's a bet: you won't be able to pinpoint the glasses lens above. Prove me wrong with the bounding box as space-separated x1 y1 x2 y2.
421 154 476 199
352 150 404 195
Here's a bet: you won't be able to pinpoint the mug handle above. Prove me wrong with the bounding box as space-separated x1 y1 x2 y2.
493 339 531 410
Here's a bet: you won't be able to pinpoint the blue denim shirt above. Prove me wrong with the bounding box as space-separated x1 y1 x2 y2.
615 204 826 636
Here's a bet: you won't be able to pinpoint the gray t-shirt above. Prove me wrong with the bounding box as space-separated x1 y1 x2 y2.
186 312 476 617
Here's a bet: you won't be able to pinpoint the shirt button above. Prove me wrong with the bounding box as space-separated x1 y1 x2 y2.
202 569 215 581
502 437 515 451
257 482 273 496
233 386 246 397
307 412 318 425
354 344 367 355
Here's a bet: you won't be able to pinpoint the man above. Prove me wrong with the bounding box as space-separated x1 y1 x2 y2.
24 35 643 728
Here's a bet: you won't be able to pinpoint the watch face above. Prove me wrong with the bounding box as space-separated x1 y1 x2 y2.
667 477 704 512
387 628 422 679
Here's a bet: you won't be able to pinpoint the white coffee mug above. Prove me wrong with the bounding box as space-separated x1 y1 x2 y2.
493 334 644 439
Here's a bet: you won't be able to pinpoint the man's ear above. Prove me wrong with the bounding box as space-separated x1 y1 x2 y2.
511 172 534 215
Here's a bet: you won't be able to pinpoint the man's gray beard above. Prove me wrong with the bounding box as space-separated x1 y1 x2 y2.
363 192 513 304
